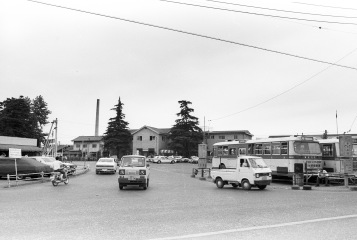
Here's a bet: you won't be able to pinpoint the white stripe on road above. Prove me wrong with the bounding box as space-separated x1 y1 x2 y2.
150 214 357 240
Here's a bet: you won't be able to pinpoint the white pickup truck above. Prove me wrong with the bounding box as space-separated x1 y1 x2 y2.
211 156 272 190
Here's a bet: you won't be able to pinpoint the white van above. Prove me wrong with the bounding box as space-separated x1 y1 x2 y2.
118 155 150 190
211 156 272 190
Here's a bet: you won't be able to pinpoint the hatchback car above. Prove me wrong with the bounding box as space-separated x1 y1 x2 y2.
118 155 150 190
95 158 117 174
152 156 175 164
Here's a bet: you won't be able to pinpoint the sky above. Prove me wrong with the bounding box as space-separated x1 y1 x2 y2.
1 0 357 144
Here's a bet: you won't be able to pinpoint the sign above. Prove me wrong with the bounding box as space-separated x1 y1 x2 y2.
198 159 207 169
198 144 207 159
339 136 353 157
306 160 322 169
341 158 353 174
9 148 22 158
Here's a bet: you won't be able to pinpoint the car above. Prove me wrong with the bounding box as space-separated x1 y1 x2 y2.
118 155 150 190
0 157 52 179
152 156 175 164
189 156 199 164
173 156 183 163
95 157 117 174
62 162 77 175
30 156 62 171
181 157 189 163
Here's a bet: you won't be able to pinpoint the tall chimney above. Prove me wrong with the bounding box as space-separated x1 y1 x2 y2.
95 99 100 136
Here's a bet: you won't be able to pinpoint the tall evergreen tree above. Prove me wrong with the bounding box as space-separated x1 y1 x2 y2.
169 100 203 157
0 95 51 147
103 97 132 158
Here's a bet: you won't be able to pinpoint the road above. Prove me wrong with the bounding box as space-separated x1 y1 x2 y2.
1 162 357 240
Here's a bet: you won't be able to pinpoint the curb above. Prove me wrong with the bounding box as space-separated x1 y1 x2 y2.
2 167 90 189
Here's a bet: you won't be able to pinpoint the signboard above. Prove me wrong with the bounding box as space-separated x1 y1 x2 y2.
341 158 353 174
198 159 207 169
9 148 22 158
198 144 207 159
306 160 322 169
339 136 353 157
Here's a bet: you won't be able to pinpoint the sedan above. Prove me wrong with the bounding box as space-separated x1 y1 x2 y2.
153 156 175 164
95 158 117 174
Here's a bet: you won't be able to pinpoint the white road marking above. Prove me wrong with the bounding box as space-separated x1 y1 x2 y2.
150 214 357 240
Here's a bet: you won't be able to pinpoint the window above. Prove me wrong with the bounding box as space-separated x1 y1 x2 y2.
322 144 333 156
272 142 281 155
219 136 225 140
263 143 271 155
162 136 167 141
76 144 80 148
223 146 229 155
137 136 142 141
281 142 288 155
229 148 236 155
92 144 97 148
150 136 155 141
239 148 246 155
83 144 87 148
254 144 263 155
234 135 238 139
210 135 215 139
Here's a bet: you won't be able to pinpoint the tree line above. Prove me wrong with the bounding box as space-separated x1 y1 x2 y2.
0 96 203 158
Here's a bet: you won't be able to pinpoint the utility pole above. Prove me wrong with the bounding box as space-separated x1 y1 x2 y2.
54 118 58 157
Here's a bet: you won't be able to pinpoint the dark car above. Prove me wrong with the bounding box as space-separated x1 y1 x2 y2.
0 157 52 179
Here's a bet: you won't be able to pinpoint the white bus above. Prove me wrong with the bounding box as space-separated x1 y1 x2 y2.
212 136 322 177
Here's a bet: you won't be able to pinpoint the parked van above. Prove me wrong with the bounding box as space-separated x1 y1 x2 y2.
211 156 272 190
118 155 150 190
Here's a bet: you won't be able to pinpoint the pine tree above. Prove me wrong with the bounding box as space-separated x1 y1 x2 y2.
103 97 132 158
169 100 203 157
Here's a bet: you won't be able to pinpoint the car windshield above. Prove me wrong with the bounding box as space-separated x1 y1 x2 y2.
99 159 113 162
248 158 268 168
43 158 55 163
121 157 145 167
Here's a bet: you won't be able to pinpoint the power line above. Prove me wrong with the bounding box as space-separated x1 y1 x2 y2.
158 0 357 25
209 47 357 122
187 0 357 19
26 0 357 71
293 2 357 11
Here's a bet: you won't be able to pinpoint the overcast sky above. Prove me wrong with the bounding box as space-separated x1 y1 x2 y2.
1 0 357 144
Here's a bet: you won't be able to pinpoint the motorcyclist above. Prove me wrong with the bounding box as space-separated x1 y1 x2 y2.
54 163 67 180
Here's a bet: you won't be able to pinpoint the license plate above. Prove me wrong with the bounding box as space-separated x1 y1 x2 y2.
102 169 107 171
262 176 267 180
129 176 136 180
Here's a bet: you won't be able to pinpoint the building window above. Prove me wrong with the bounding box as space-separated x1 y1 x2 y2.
150 136 155 141
162 136 167 141
137 136 142 141
234 135 238 139
210 135 214 139
219 136 225 140
76 144 80 148
254 144 263 155
92 144 97 148
83 144 87 148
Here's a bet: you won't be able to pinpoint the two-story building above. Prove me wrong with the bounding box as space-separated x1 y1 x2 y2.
71 136 104 160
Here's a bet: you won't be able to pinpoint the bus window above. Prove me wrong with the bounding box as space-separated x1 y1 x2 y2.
272 142 281 155
254 144 263 155
229 148 236 155
281 142 288 155
213 147 218 157
248 144 254 154
223 146 229 155
218 146 223 155
239 148 246 155
322 144 333 157
294 142 321 154
263 143 271 155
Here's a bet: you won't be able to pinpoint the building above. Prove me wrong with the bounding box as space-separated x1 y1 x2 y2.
204 130 253 156
132 126 171 156
71 136 104 160
0 136 42 157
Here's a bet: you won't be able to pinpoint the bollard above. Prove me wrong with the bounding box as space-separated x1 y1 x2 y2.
199 169 206 180
206 168 212 179
41 171 44 183
191 168 196 178
7 174 10 188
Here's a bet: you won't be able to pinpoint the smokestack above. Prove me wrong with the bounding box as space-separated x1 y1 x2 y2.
95 99 100 136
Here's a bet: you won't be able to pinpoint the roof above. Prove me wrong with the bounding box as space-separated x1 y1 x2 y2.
208 130 253 136
131 126 171 135
0 144 42 152
72 136 103 142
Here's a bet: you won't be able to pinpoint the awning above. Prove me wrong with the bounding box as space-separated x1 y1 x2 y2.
0 144 42 152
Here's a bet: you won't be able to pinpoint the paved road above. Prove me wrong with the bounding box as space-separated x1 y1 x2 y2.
1 162 357 240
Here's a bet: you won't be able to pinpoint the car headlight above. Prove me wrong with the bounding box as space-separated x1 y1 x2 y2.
255 173 260 178
119 169 125 175
139 170 146 175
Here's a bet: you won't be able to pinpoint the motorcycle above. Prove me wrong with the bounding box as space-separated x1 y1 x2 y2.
50 168 69 186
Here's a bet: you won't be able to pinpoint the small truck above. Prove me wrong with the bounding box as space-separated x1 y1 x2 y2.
211 156 272 190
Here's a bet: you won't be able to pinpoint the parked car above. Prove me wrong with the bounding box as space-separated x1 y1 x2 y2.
152 156 175 164
62 162 77 175
181 157 189 163
189 156 199 164
96 157 117 174
30 156 62 171
0 157 52 179
174 156 183 163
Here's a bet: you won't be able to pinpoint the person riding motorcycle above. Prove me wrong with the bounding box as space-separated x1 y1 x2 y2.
54 163 67 180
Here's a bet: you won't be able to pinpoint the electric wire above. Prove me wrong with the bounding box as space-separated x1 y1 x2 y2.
209 47 357 122
185 0 357 19
26 0 357 71
293 2 357 11
159 0 357 25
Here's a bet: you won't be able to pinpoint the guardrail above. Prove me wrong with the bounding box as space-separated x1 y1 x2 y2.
6 171 49 188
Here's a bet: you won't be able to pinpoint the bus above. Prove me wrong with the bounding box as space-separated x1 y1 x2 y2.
212 136 322 177
318 137 357 175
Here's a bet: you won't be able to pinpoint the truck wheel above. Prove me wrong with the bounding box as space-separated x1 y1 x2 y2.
231 183 238 188
242 180 251 190
216 178 224 188
257 185 267 190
